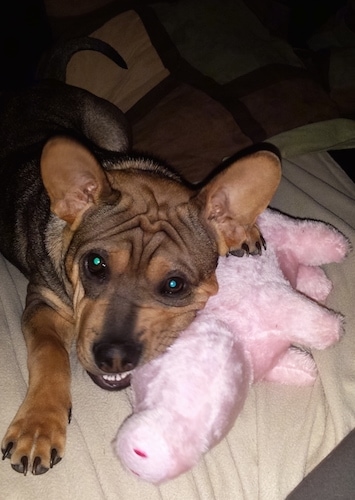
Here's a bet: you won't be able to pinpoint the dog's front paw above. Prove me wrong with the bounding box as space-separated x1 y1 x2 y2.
229 224 266 257
1 403 71 475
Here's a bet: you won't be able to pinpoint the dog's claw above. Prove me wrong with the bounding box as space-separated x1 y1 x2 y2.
32 456 49 475
1 442 13 460
12 456 29 475
68 407 72 424
229 233 267 257
250 241 262 256
50 448 62 468
261 233 267 250
229 248 244 257
242 243 250 256
5 449 60 474
229 243 250 257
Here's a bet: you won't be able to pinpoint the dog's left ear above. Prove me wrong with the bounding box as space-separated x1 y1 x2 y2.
41 136 113 225
196 149 281 255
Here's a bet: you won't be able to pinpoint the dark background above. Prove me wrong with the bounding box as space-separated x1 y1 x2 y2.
0 0 354 182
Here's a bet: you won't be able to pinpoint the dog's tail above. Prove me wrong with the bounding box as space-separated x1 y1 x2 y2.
36 36 127 82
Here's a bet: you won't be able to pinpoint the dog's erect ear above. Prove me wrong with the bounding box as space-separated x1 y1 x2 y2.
197 149 281 256
41 136 113 225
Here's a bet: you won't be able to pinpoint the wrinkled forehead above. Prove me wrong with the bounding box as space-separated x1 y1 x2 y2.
66 185 217 277
107 165 191 203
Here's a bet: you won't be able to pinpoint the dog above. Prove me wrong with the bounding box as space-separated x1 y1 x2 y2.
0 37 281 475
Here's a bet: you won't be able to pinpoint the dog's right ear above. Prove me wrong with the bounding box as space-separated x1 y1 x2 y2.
41 136 113 225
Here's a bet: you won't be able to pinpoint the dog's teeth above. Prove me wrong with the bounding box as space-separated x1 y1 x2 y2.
102 372 131 382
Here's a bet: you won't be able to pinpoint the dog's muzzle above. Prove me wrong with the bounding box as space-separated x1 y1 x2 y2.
87 341 142 391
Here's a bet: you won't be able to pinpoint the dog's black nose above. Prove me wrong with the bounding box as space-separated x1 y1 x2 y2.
93 341 142 372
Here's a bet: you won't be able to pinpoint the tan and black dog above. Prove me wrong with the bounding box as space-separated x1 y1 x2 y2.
0 38 281 475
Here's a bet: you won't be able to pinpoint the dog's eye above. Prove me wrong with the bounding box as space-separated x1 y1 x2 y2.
85 253 107 280
161 277 185 295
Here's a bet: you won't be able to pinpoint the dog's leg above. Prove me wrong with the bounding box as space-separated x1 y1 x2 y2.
1 299 73 475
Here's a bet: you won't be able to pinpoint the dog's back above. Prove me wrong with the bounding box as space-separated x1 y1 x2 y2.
0 80 131 183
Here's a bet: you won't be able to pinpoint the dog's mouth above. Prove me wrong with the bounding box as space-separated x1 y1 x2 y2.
87 371 132 391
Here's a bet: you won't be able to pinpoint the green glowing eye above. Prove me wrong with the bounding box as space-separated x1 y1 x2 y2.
86 253 107 278
92 256 102 267
161 276 185 295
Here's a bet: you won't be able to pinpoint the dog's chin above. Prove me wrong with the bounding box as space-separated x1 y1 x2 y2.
87 371 132 391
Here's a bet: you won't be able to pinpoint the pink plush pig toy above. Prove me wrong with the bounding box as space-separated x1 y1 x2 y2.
113 208 350 484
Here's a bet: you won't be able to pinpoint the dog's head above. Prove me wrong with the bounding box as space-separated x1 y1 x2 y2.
41 136 281 389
